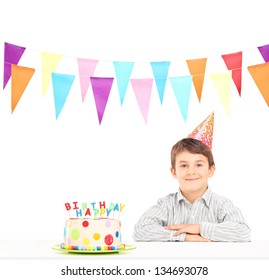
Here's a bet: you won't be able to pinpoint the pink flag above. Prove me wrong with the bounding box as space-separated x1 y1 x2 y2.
130 78 153 124
77 58 98 102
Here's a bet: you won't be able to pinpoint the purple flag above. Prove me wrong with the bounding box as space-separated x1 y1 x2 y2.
258 44 269 62
3 42 26 89
90 77 114 124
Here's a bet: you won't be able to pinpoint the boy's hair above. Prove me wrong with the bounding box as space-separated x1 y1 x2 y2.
171 138 215 169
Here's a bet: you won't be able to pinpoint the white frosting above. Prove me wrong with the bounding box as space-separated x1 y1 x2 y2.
64 218 121 250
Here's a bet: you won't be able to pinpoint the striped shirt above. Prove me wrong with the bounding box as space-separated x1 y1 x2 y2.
133 187 251 242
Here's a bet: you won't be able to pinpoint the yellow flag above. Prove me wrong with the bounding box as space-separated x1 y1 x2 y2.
209 71 232 116
41 52 62 95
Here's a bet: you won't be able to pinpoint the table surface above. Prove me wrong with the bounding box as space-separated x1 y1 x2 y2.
1 240 269 260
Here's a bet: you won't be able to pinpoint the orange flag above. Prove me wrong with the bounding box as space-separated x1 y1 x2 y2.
186 58 207 102
248 62 269 107
11 64 35 112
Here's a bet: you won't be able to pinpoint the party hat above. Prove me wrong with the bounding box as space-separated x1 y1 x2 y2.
188 111 214 149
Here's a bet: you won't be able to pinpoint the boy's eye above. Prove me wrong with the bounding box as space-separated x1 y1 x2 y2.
179 163 204 168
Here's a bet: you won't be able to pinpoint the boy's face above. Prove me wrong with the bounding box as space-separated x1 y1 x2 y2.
170 151 215 196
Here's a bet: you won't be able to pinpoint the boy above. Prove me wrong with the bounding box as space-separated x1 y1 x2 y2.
133 138 251 242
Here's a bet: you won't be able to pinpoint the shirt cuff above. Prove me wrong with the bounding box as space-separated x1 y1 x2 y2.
170 230 186 242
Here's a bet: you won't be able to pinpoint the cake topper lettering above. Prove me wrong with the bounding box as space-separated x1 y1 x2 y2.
64 201 125 219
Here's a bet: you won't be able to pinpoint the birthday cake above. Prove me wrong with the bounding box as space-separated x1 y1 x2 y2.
61 201 125 251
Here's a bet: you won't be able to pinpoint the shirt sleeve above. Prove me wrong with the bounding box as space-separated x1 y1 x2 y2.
200 198 251 242
132 197 186 242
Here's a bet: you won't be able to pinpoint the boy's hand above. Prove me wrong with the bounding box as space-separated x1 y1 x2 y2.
184 234 211 242
165 224 200 236
165 224 211 242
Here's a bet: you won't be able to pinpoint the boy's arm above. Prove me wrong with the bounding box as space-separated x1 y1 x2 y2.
166 224 211 242
165 198 251 242
200 199 251 242
133 198 186 242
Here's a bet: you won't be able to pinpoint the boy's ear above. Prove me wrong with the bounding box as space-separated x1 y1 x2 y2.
170 167 177 178
208 165 216 177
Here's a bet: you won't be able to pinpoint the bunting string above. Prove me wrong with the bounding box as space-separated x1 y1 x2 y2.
0 39 265 64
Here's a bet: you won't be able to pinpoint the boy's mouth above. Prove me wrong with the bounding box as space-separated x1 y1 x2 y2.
186 178 199 181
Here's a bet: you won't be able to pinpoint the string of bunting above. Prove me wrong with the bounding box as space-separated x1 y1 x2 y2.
1 41 269 123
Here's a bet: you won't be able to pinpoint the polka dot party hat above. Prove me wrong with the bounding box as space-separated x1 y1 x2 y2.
188 111 214 150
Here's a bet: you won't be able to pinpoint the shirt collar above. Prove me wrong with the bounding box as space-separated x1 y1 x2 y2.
201 187 212 207
177 186 212 207
177 190 186 202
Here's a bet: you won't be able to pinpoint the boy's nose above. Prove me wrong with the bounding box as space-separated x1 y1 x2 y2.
187 166 195 175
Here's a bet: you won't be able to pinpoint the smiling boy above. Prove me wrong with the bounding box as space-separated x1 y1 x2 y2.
133 138 251 242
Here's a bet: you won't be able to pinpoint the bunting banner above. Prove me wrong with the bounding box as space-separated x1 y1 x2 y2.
51 72 75 119
186 58 207 102
3 42 26 89
1 41 269 124
209 71 232 116
169 76 192 122
130 78 153 124
11 65 35 112
90 77 114 125
248 62 269 107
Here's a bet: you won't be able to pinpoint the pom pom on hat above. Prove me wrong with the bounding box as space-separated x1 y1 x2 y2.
188 112 214 150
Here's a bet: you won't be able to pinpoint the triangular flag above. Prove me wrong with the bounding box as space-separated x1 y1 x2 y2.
222 51 242 96
41 52 62 96
11 65 35 112
186 58 207 102
169 76 192 122
257 44 269 63
90 77 114 124
51 73 75 119
130 78 153 124
209 71 232 116
3 42 26 89
77 58 98 102
150 61 170 104
113 61 134 105
248 62 269 107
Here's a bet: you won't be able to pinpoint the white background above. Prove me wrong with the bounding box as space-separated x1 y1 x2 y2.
0 0 268 243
